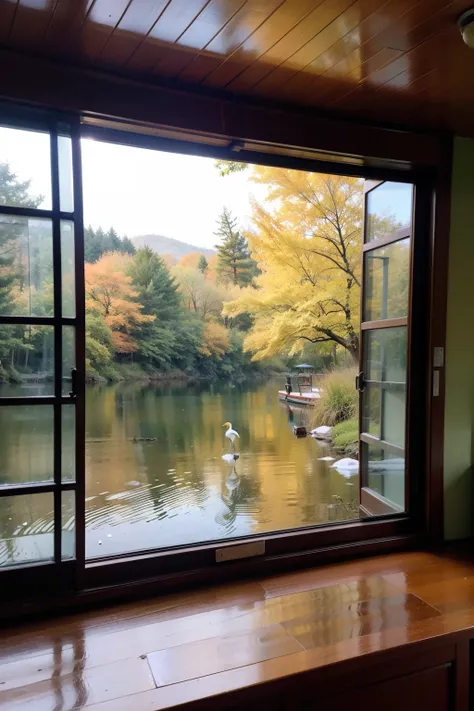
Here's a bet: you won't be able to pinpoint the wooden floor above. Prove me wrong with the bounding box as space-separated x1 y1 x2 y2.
2 549 474 710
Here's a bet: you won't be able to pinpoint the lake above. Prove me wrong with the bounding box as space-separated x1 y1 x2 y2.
0 379 359 564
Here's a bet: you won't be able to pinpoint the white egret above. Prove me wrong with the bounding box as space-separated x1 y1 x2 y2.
222 422 240 452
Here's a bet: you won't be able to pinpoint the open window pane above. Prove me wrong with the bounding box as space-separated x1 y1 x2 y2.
0 126 51 209
62 405 75 482
0 216 53 317
0 493 54 567
0 405 54 486
81 138 364 558
364 442 405 511
58 134 74 213
61 221 75 318
0 324 54 395
365 327 407 382
363 328 407 447
62 326 75 395
366 182 412 243
364 238 410 321
62 491 75 560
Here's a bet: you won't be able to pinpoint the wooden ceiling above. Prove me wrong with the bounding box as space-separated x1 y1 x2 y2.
0 0 473 137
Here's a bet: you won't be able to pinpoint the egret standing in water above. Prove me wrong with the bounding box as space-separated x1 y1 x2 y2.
222 422 240 452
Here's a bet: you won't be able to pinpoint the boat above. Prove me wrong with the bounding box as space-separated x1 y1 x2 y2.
278 363 321 407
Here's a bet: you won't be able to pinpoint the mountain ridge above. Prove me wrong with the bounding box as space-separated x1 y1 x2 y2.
132 234 215 260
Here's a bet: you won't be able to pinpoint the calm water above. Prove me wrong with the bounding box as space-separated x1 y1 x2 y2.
0 379 358 565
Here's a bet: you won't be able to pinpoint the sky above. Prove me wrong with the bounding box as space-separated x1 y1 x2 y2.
0 126 412 250
0 126 264 250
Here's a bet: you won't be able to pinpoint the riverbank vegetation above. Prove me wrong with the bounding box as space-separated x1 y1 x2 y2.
310 368 359 455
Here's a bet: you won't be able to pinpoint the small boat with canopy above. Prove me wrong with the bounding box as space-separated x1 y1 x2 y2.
278 363 321 406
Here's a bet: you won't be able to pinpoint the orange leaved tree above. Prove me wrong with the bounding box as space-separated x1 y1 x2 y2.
85 252 154 353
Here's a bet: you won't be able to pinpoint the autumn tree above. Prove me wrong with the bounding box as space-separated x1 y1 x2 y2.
85 252 153 353
172 267 225 321
224 169 363 362
215 208 258 287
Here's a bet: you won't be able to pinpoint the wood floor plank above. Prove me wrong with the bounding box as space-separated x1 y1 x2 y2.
0 580 267 663
147 623 302 687
0 656 156 710
79 609 474 711
260 551 442 597
282 593 441 649
0 577 399 675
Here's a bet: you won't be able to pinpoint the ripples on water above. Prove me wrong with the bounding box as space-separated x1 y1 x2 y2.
0 379 358 565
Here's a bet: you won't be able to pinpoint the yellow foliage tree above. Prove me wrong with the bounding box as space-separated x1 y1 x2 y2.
85 252 154 353
199 321 229 358
224 169 363 362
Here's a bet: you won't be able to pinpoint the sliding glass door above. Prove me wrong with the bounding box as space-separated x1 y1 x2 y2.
0 114 84 591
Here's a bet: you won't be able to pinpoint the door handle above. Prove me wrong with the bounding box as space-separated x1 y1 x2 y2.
355 371 365 392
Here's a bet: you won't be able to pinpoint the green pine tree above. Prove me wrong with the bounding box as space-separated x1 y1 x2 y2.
84 226 136 263
197 255 208 275
128 247 184 367
214 207 258 287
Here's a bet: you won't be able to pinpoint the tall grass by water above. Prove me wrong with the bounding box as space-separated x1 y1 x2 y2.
314 368 358 426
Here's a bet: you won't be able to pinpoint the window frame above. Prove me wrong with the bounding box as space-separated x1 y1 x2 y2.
0 106 447 604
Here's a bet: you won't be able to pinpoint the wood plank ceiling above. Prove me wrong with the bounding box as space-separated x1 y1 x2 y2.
0 0 473 136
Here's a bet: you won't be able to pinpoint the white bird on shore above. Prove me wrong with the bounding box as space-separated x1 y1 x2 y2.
222 422 240 452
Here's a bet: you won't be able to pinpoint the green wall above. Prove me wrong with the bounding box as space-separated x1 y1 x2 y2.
444 137 474 540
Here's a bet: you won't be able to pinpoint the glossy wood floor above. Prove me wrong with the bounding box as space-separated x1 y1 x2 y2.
2 549 474 710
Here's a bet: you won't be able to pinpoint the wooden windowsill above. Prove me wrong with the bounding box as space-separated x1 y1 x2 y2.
2 546 474 710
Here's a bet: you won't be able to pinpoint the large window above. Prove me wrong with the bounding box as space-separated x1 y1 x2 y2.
0 110 431 594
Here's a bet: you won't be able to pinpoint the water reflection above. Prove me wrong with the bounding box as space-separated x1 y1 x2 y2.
0 379 359 564
84 379 358 557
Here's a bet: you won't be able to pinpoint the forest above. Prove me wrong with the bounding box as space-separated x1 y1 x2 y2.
0 157 405 385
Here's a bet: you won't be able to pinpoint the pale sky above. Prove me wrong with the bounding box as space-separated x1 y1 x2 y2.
0 126 411 250
0 126 263 250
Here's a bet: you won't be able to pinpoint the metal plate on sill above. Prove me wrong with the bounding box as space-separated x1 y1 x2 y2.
216 541 265 563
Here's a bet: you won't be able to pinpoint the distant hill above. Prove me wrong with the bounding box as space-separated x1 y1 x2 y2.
132 234 215 261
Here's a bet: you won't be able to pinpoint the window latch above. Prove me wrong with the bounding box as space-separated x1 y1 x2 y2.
355 371 365 392
70 368 78 399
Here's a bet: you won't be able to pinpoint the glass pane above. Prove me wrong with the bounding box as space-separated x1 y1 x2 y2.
61 221 75 318
62 491 75 560
62 405 75 481
58 135 74 213
0 324 54 395
0 216 53 317
62 327 75 395
0 405 54 486
366 182 412 243
0 493 54 567
0 126 51 209
365 327 407 382
364 442 405 510
364 238 410 321
361 383 381 438
363 328 407 447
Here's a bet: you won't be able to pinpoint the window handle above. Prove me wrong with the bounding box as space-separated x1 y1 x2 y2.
70 368 77 398
355 371 365 392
